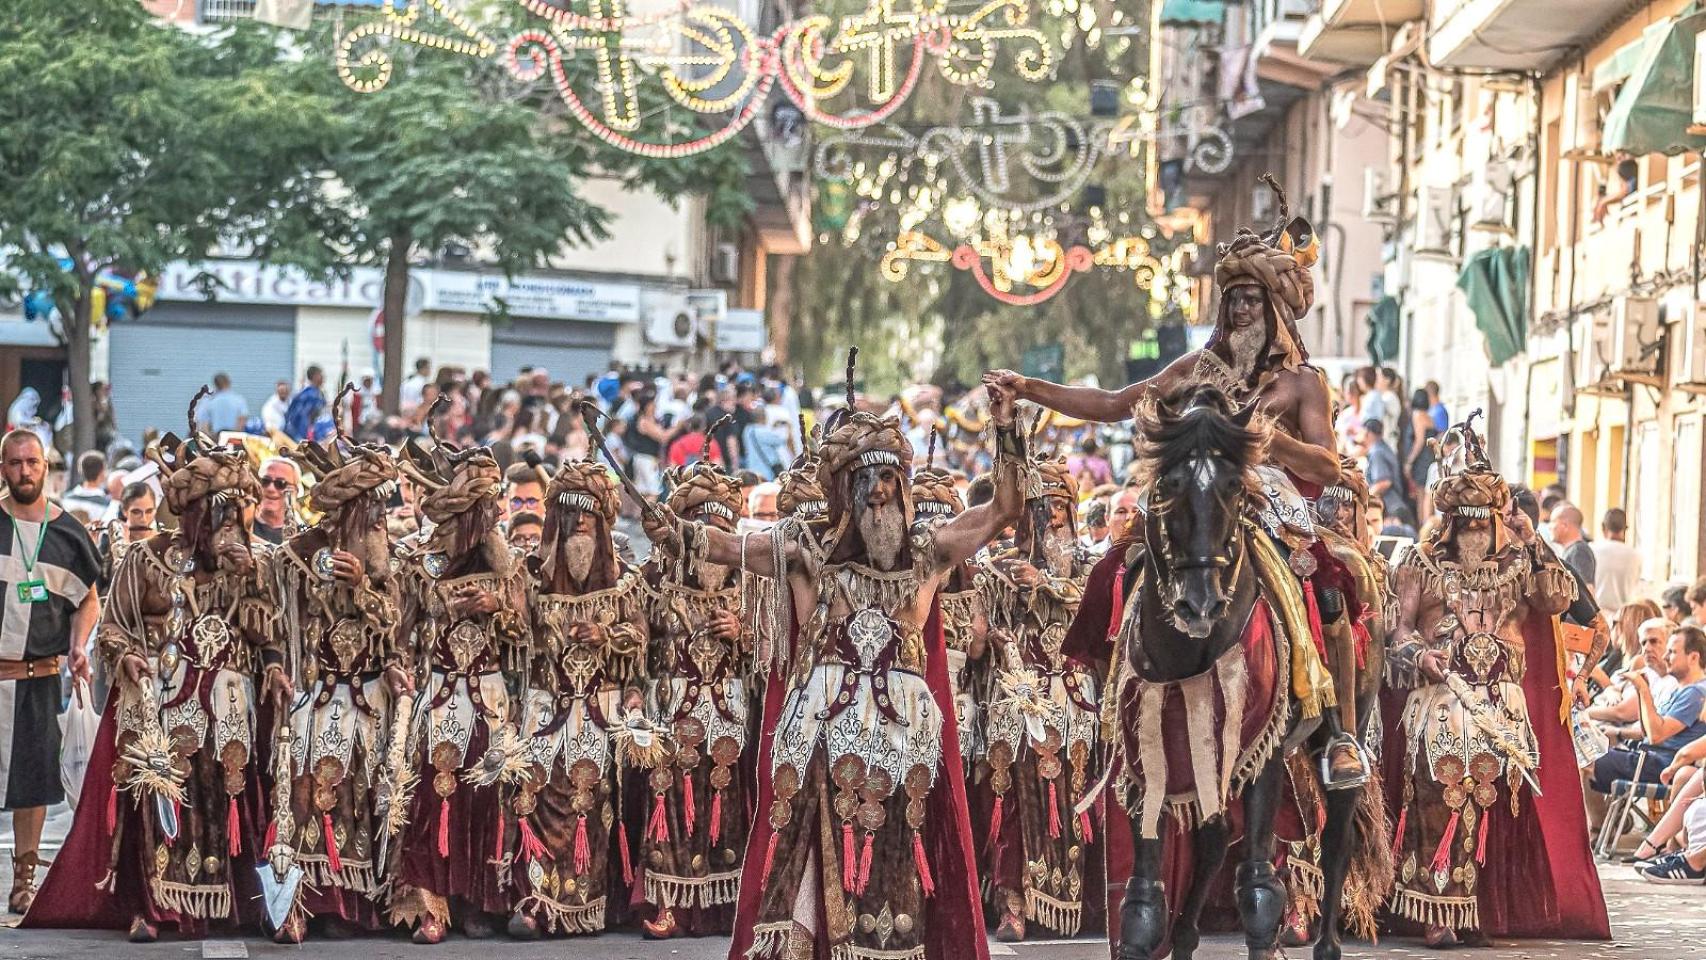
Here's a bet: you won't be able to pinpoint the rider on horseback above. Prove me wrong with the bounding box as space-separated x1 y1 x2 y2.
984 200 1370 792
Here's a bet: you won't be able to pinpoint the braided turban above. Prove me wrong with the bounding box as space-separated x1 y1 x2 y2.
665 462 743 524
911 467 963 518
1034 458 1078 504
546 459 621 527
1211 227 1314 372
419 454 503 526
778 461 827 519
302 448 398 514
155 444 260 515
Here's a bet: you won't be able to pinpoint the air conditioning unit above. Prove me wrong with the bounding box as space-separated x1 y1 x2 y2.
1413 186 1454 254
711 242 741 284
1469 162 1514 231
1362 167 1397 223
646 295 697 349
1610 295 1662 379
1674 301 1706 391
1574 310 1614 390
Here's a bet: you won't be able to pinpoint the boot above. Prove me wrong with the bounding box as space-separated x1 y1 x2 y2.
273 909 307 944
643 907 680 939
1319 732 1369 791
507 909 542 940
995 891 1026 942
1423 925 1459 949
412 915 447 945
461 910 496 939
8 850 38 914
128 914 159 943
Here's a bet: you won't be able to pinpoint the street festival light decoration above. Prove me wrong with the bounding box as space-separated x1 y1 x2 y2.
335 0 1057 158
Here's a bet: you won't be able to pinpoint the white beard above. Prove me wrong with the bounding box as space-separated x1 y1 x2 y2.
1043 526 1076 575
858 500 907 571
562 533 596 584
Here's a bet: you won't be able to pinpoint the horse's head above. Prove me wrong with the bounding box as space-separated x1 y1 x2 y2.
1135 385 1266 639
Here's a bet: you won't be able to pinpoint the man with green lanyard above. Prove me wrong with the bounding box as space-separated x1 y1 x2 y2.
0 428 100 913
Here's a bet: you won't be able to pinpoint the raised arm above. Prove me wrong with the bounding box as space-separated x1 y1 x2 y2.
983 354 1193 425
933 393 1024 568
642 507 799 580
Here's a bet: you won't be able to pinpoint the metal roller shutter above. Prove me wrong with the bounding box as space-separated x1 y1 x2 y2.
488 318 615 389
108 302 297 443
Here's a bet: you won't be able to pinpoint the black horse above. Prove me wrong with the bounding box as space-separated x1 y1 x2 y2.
1115 385 1375 960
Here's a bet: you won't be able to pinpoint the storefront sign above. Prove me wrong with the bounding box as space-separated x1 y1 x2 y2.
427 272 641 322
160 261 389 309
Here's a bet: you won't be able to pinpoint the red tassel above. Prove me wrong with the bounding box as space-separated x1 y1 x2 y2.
619 823 634 887
573 814 591 875
709 789 723 845
648 792 670 843
1475 809 1490 865
912 832 936 897
989 796 1004 849
519 816 550 862
1079 810 1094 844
760 831 780 885
438 798 451 858
323 813 343 874
1392 807 1407 857
227 797 242 857
857 831 874 894
1303 581 1329 659
842 821 856 891
495 809 506 862
683 774 697 837
1431 810 1460 874
263 817 278 854
105 784 118 834
1048 781 1061 839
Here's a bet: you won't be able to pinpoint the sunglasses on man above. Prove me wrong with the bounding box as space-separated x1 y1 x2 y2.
260 477 294 491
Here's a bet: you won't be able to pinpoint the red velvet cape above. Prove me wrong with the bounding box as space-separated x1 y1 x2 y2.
728 600 990 960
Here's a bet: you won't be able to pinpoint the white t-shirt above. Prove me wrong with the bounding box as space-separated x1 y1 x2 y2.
1590 539 1641 612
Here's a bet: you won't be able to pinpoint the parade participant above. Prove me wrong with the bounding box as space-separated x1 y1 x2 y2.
980 456 1100 941
647 352 1024 960
983 193 1367 788
26 391 287 942
389 418 528 944
1387 419 1607 946
912 445 986 785
634 459 751 938
505 459 648 938
270 412 408 942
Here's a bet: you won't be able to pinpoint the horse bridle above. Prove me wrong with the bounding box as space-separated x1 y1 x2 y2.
1144 460 1250 608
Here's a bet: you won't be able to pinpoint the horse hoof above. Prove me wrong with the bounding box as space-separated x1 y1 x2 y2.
1173 927 1201 960
1314 939 1343 960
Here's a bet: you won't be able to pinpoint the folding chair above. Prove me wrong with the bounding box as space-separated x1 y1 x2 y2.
1594 751 1672 860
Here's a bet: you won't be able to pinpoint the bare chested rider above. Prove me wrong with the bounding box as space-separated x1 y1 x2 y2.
983 218 1367 788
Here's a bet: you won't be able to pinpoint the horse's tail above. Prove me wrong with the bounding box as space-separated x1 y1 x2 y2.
1341 767 1397 941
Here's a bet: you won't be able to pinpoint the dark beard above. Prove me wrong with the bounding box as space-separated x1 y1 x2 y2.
562 533 596 584
7 480 41 506
857 500 907 571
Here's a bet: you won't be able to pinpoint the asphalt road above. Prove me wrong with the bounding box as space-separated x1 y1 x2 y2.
0 807 1702 958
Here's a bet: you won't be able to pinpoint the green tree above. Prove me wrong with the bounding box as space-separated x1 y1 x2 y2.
0 0 343 452
318 19 751 412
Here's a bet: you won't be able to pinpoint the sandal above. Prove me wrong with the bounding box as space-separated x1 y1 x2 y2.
1622 837 1663 864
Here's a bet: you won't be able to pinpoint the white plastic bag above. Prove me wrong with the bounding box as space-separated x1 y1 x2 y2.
59 678 99 810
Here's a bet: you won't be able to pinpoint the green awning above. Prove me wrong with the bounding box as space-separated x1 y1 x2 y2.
1592 32 1655 92
1601 11 1706 156
1161 0 1225 25
1456 247 1530 367
1366 295 1400 365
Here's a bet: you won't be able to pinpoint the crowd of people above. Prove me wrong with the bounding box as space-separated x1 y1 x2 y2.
2 215 1702 960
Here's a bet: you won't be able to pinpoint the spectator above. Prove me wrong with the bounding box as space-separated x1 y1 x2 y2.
197 373 248 434
252 456 301 545
1636 734 1706 881
1591 508 1641 614
1424 380 1449 434
1551 504 1597 586
741 411 790 481
1334 374 1365 452
626 389 675 495
1688 577 1706 627
1590 599 1664 688
260 380 290 434
0 429 101 914
1538 487 1566 545
1068 437 1114 491
1108 485 1141 544
1404 389 1436 514
506 510 543 552
283 366 327 442
1079 498 1109 554
352 368 383 428
61 451 111 519
1361 418 1406 516
1381 503 1419 540
1589 626 1706 798
1355 368 1386 436
400 357 432 414
504 462 546 524
1586 616 1680 724
1663 583 1692 626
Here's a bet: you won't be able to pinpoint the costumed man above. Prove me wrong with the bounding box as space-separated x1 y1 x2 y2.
980 456 1100 941
389 424 529 944
270 417 409 942
984 205 1367 790
645 353 1024 960
26 394 288 942
1387 420 1609 947
912 442 987 790
505 459 648 938
633 460 752 938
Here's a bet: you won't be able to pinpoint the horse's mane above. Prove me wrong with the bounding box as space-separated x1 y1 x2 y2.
1130 383 1270 494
